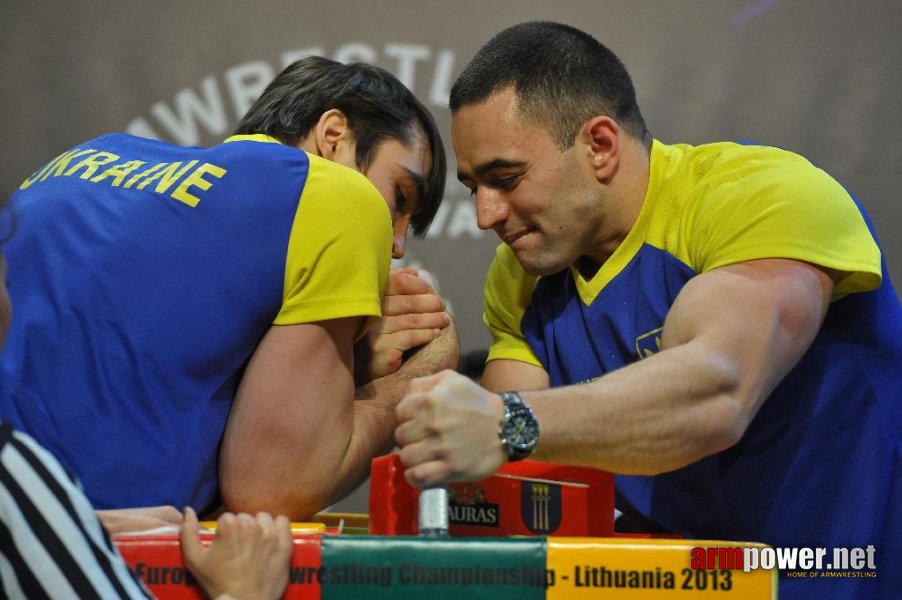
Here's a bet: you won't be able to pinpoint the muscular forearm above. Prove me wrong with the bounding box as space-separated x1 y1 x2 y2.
527 262 831 475
327 323 460 504
398 261 832 487
526 341 745 475
223 322 457 520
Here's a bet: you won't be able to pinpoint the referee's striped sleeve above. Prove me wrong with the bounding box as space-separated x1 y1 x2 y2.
0 422 153 599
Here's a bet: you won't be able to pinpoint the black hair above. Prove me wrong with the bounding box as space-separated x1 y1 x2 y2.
450 21 651 150
235 56 445 236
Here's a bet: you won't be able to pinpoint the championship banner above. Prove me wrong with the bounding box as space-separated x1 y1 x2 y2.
114 533 776 599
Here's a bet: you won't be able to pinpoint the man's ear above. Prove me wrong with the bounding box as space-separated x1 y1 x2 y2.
583 116 621 182
311 109 351 159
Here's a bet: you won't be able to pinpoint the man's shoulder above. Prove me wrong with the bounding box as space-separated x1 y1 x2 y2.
208 137 377 198
666 140 819 181
302 153 387 213
208 135 307 166
651 139 840 221
657 138 802 168
82 132 178 152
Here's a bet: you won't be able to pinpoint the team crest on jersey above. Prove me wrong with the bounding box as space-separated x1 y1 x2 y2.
521 482 562 534
635 327 663 359
449 484 500 526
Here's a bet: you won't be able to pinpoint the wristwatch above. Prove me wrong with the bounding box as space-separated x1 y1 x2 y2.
498 391 540 461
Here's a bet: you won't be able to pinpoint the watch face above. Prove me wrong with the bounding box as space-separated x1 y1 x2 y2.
503 407 540 451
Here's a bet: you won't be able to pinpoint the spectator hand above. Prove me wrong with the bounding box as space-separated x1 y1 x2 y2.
180 506 292 600
395 370 506 487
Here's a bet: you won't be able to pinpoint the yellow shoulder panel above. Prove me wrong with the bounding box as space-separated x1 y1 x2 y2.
275 154 392 336
483 244 542 367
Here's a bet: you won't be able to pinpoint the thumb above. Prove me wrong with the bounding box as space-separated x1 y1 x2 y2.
275 515 292 548
179 507 203 565
415 269 437 290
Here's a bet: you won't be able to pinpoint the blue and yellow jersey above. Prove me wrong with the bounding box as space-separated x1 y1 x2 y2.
484 140 902 587
486 140 881 373
0 133 392 511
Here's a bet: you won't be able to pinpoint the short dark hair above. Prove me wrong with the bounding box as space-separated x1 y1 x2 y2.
450 21 651 150
235 56 445 236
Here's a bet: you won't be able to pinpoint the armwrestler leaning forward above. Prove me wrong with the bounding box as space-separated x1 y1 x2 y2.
0 191 294 597
0 56 459 527
394 22 902 600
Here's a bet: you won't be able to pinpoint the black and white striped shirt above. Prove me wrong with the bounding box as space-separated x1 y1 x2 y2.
0 422 151 599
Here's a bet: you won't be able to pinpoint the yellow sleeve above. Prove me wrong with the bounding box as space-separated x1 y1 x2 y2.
483 244 543 366
690 148 882 296
274 154 392 336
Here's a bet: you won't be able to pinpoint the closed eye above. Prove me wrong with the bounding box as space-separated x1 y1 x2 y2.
494 175 520 190
394 186 408 213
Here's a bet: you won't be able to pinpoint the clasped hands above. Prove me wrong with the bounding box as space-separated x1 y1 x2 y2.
357 267 451 383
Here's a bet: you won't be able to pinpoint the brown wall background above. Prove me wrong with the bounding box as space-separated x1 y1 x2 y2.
4 0 900 510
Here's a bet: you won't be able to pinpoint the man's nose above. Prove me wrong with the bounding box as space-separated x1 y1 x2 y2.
391 212 413 259
392 233 407 259
476 189 508 231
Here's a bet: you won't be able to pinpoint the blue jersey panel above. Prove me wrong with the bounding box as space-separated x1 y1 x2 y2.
523 244 695 385
0 133 309 510
521 199 902 598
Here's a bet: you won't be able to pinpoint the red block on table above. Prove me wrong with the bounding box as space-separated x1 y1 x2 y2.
368 454 614 537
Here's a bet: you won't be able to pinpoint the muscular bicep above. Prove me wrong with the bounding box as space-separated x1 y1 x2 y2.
661 258 834 419
481 358 550 392
219 317 362 513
